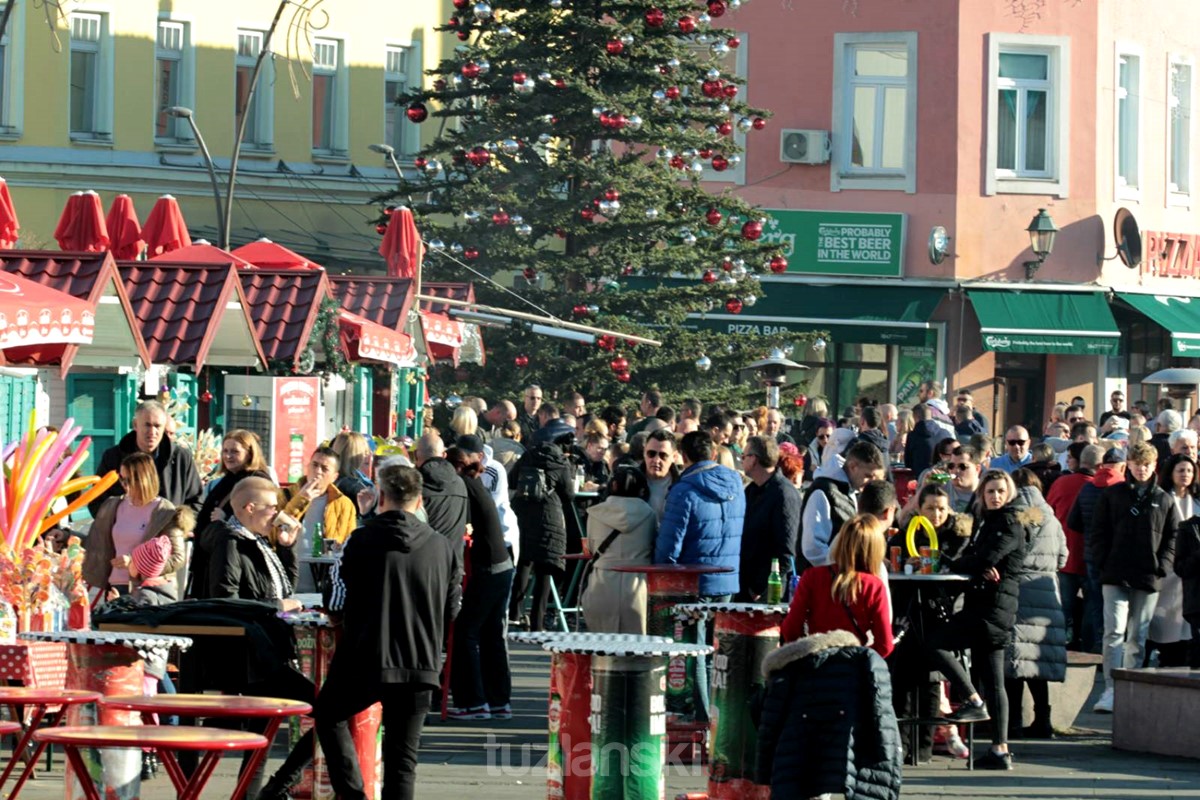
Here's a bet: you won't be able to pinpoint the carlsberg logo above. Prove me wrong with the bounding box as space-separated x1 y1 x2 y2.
1178 340 1200 353
985 335 1011 350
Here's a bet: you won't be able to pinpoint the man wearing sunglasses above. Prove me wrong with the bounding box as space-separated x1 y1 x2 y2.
990 426 1032 474
642 429 680 524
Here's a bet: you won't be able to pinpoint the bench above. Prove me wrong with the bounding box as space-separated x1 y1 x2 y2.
1013 650 1102 732
1111 668 1200 759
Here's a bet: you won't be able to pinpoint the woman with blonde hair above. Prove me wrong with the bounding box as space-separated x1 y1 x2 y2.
780 513 894 657
450 406 479 439
1128 425 1151 448
891 408 914 457
329 430 373 498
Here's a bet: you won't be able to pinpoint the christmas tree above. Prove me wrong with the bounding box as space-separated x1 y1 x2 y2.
380 0 818 408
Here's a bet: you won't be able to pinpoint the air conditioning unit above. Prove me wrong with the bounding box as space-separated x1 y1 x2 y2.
780 129 831 164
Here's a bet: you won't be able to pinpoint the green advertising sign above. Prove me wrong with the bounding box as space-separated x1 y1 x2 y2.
895 330 939 405
760 209 907 277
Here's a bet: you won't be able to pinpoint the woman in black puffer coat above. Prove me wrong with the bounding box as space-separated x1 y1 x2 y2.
508 422 576 630
756 629 902 800
927 469 1026 770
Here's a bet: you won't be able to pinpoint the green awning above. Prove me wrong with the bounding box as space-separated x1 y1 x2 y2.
967 290 1120 356
688 283 947 346
1118 293 1200 357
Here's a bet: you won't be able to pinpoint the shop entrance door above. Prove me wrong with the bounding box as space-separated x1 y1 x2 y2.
994 355 1046 435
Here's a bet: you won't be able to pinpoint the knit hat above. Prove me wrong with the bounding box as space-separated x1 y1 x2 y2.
131 536 171 579
456 434 486 455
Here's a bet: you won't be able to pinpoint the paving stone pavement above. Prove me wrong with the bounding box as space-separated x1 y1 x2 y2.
8 643 1199 798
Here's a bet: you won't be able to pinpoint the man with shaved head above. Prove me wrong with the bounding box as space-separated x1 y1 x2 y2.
415 433 468 549
990 426 1032 473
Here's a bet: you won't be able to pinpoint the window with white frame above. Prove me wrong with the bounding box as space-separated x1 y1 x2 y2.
1169 58 1192 199
831 32 918 193
385 44 421 157
155 21 193 142
235 29 273 150
985 34 1070 197
312 38 347 156
1115 50 1140 195
69 12 112 139
0 1 23 136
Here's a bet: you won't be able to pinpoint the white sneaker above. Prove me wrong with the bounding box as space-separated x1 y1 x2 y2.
1092 687 1114 714
944 728 970 759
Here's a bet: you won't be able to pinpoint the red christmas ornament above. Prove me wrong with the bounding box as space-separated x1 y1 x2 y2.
725 297 744 314
702 269 718 284
572 304 590 318
645 7 665 26
794 394 808 408
721 258 734 272
665 86 681 100
705 207 723 226
514 354 530 368
742 220 764 240
604 188 620 201
463 246 480 260
669 154 685 169
616 371 632 384
492 210 510 226
677 15 696 33
708 0 727 17
512 71 528 84
610 356 630 373
375 223 388 235
718 121 734 136
447 17 459 27
461 61 481 79
406 102 428 123
769 255 789 273
200 390 213 404
621 264 635 276
699 147 713 159
456 30 470 40
434 79 447 91
555 78 567 89
383 206 396 216
598 335 617 351
453 0 469 8
522 267 538 280
727 36 741 48
752 117 767 130
466 146 491 167
581 207 596 220
722 84 739 99
606 39 624 55
711 154 729 171
702 80 723 98
414 156 427 169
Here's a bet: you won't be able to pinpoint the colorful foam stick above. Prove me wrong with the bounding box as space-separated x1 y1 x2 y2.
37 471 117 537
905 515 939 558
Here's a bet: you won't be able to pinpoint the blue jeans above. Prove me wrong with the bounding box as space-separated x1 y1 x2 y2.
1101 584 1159 688
452 567 516 710
1058 571 1089 649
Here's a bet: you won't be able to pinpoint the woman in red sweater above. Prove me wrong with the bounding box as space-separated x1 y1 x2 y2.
781 513 894 658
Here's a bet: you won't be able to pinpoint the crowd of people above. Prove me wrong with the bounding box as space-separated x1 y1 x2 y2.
71 379 1200 794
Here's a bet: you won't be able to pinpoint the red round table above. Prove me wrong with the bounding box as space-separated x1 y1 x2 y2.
0 688 102 799
33 726 267 800
99 694 312 800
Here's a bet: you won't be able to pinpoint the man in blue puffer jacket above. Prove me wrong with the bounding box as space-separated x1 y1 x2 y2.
655 431 745 598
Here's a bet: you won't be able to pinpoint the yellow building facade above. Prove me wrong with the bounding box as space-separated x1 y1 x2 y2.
0 0 447 266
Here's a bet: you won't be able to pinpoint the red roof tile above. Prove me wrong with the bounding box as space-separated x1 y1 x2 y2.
238 268 331 364
118 261 267 369
419 281 474 315
329 275 413 331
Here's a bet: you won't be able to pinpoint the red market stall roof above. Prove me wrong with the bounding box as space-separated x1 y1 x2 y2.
231 239 321 270
0 251 151 374
419 281 475 314
118 261 267 370
0 271 95 349
339 310 414 367
329 275 418 367
418 282 483 365
238 267 329 366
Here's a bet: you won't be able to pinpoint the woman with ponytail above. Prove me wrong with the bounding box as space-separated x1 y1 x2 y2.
780 513 894 657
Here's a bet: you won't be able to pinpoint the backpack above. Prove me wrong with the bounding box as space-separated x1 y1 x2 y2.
515 464 549 502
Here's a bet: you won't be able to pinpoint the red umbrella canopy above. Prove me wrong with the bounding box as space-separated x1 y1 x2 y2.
0 271 95 348
141 195 192 257
379 207 424 279
0 177 19 249
54 191 110 252
231 238 321 269
106 194 144 260
149 241 253 268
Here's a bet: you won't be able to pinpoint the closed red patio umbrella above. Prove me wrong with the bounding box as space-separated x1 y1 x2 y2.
142 194 192 257
106 194 144 260
0 178 19 249
379 207 424 279
54 191 110 252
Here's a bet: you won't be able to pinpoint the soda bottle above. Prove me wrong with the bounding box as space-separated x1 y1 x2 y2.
311 521 325 557
766 559 783 604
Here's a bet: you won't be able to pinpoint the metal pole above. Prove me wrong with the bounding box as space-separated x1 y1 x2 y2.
182 115 226 249
415 294 662 347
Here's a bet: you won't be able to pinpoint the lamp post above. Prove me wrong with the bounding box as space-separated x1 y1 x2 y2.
167 106 226 249
1023 208 1060 280
369 143 405 181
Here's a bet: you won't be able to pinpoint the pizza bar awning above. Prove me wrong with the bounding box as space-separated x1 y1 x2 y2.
1117 293 1200 357
967 290 1120 356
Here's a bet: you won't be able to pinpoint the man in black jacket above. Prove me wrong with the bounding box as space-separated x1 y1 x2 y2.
415 433 469 550
311 464 462 800
855 406 890 454
737 436 801 600
88 400 202 515
1089 441 1178 713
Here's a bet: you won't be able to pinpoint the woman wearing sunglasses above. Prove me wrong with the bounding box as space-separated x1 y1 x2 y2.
803 418 835 483
83 452 193 599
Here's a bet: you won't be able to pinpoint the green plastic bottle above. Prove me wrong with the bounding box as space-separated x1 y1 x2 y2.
311 521 325 557
766 559 783 604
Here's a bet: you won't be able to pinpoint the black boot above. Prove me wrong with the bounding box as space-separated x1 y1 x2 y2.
1022 709 1055 739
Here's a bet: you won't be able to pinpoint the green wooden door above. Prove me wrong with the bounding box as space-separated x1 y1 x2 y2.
353 367 374 435
167 372 199 440
0 374 37 446
67 373 137 477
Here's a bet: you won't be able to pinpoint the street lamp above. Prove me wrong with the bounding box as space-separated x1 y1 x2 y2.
1023 208 1059 280
167 106 226 249
369 143 404 181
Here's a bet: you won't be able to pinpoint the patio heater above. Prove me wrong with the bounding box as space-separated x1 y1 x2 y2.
1141 367 1200 419
745 348 807 409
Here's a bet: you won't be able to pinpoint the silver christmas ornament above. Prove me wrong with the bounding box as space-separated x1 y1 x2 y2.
813 337 827 352
515 78 536 95
730 263 747 278
592 106 604 118
667 58 681 70
729 0 741 7
500 139 520 155
697 13 711 26
682 148 698 159
549 0 563 8
423 159 443 176
509 214 525 226
695 354 712 372
476 59 491 75
537 132 552 143
727 154 742 167
652 89 668 104
538 71 553 82
446 393 463 409
620 34 634 46
450 242 465 254
626 114 643 130
710 41 730 56
696 33 711 44
737 117 754 132
743 293 757 307
496 25 514 36
484 141 499 153
463 210 481 223
690 160 705 174
451 74 465 88
681 230 698 245
428 238 446 250
706 68 722 81
430 396 443 407
720 274 736 286
717 103 731 115
645 207 660 220
473 2 493 20
656 148 674 161
515 223 533 236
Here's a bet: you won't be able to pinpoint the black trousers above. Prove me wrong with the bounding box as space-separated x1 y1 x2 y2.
313 667 432 800
452 567 515 710
927 612 1009 747
509 560 557 631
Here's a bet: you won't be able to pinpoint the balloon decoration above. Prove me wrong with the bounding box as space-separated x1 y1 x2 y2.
904 515 939 558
